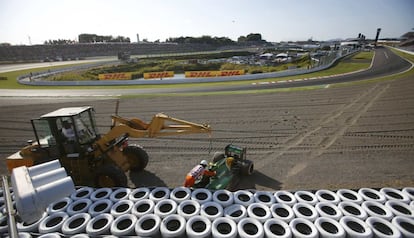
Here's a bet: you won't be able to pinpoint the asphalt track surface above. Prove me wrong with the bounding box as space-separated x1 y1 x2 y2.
0 47 413 191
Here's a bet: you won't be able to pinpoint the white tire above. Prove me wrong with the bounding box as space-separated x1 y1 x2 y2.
191 188 212 204
263 218 292 238
132 199 155 217
10 232 32 238
294 191 318 206
170 187 191 204
90 188 112 201
154 199 178 218
37 233 61 238
358 188 387 204
366 216 402 238
315 202 343 221
66 198 92 216
109 188 131 202
337 189 364 205
224 203 248 223
361 201 394 221
110 200 134 217
270 203 295 223
110 213 137 236
392 216 414 238
61 213 91 235
135 213 161 237
314 217 346 238
88 199 113 217
402 187 414 201
200 201 224 221
338 201 368 220
213 189 234 208
128 187 150 202
17 212 47 232
274 190 297 207
316 189 341 205
247 203 272 223
70 234 89 238
234 190 254 207
339 216 373 238
46 197 72 214
186 215 212 238
177 199 201 220
85 213 114 236
381 187 411 204
289 218 319 238
160 214 186 238
211 217 238 238
237 217 264 238
292 203 319 222
253 191 276 207
38 212 69 233
385 200 414 218
149 187 170 203
70 186 94 200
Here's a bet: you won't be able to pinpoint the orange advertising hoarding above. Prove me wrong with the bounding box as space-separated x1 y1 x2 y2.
98 72 132 80
143 71 174 79
185 70 245 78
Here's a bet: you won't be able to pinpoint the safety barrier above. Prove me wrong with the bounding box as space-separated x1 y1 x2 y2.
1 186 414 237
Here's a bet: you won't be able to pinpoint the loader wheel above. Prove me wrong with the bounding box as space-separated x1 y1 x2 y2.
123 145 149 172
95 164 127 188
240 160 254 176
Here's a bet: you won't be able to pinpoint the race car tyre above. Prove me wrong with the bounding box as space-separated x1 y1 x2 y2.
274 191 297 207
263 218 292 238
177 199 201 220
392 216 414 238
402 187 414 201
191 188 212 204
237 217 264 238
109 188 131 202
135 213 161 237
70 187 94 200
128 187 150 201
17 212 47 232
358 188 387 204
289 218 319 238
338 201 368 220
88 199 113 217
385 200 414 218
315 202 343 221
123 144 149 172
212 152 225 163
361 201 394 221
85 213 114 236
337 189 364 205
213 189 234 208
316 189 341 205
366 216 402 238
154 199 178 218
339 216 373 238
247 203 272 223
160 214 186 238
46 197 72 214
211 217 238 238
66 198 92 216
200 201 224 221
234 190 254 207
270 203 295 223
131 199 155 217
90 188 112 201
110 200 134 217
110 214 137 236
186 215 212 238
292 203 319 222
170 187 191 204
314 217 346 238
224 203 248 223
240 160 254 176
253 191 276 207
381 187 411 204
149 187 170 203
38 212 69 233
61 213 91 235
294 190 318 206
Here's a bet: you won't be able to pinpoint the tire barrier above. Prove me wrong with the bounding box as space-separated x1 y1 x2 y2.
37 233 62 238
4 186 414 237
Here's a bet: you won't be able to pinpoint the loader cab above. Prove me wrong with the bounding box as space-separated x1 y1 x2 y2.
31 106 99 158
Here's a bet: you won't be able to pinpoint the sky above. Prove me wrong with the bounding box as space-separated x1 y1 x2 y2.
1 0 413 45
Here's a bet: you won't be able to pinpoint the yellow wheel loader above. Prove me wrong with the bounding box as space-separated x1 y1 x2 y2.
6 106 211 187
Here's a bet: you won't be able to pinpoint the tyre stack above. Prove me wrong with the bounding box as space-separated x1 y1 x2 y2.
1 186 413 237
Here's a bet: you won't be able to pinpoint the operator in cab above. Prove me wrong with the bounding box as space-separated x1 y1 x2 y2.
184 160 216 187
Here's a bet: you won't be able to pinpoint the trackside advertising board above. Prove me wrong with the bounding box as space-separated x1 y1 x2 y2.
98 72 132 80
185 70 245 78
143 71 174 79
